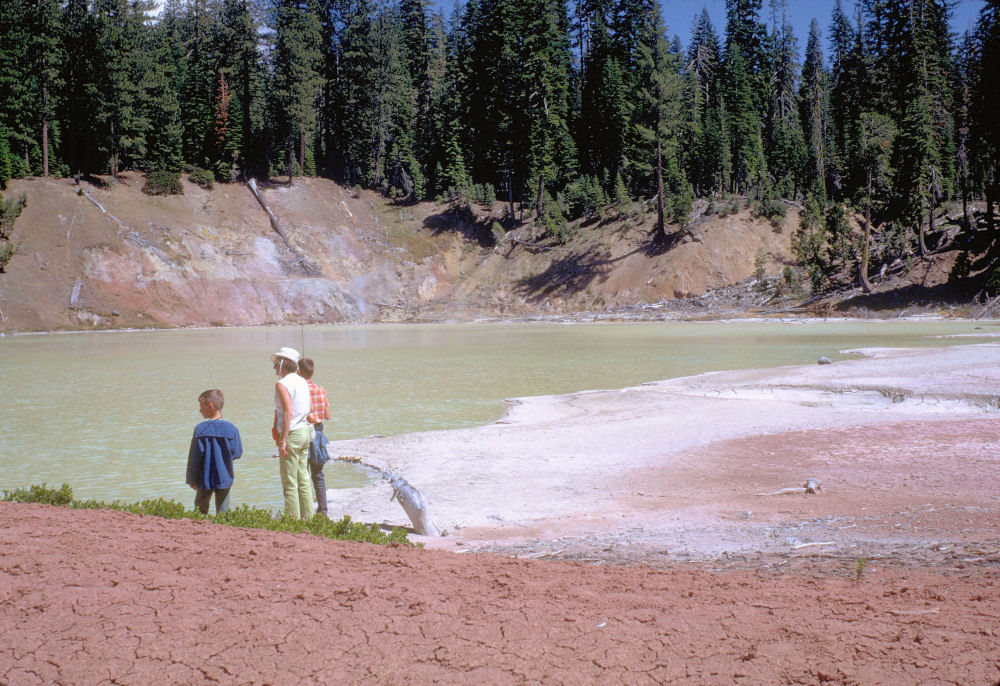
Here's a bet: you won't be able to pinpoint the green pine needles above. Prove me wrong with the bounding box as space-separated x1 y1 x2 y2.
3 483 412 546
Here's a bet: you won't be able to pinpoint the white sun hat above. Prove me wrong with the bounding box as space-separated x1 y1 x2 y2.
270 346 301 365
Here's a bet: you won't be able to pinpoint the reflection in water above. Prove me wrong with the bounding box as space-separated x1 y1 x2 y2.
0 319 993 511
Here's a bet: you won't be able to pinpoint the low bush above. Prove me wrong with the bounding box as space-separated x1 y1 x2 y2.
3 483 412 546
753 193 787 225
985 265 1000 298
188 166 214 189
564 175 605 219
2 482 74 506
143 170 183 196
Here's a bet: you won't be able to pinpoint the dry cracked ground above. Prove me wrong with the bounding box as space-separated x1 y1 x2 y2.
2 501 999 685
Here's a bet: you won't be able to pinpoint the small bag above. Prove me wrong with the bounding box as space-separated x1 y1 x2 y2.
308 429 330 466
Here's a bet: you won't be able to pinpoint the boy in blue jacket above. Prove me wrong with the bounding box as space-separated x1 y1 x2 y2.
186 389 243 515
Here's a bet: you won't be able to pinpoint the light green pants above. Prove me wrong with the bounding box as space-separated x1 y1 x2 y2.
279 426 314 519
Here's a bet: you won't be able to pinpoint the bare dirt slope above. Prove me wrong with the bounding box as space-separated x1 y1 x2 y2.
0 174 796 332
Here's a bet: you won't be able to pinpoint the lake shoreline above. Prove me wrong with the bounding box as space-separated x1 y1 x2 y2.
328 342 1000 568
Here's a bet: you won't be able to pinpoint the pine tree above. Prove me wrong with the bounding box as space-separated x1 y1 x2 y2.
273 0 323 181
633 0 685 236
683 8 724 195
369 5 419 196
59 0 99 176
92 0 151 176
523 0 576 219
216 0 261 179
400 0 433 198
828 0 861 195
24 0 65 178
765 6 806 198
891 0 956 257
579 8 628 193
336 0 379 185
722 42 766 195
0 0 35 178
143 23 183 173
856 111 896 290
724 0 768 113
799 19 827 198
969 3 1000 234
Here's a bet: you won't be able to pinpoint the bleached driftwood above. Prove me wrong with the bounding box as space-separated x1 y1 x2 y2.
757 478 822 497
247 179 291 248
337 456 440 536
246 179 318 276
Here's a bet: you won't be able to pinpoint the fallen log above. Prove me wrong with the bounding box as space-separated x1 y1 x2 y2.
335 455 441 536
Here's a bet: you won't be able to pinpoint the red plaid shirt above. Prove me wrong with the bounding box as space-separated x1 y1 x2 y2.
306 379 329 425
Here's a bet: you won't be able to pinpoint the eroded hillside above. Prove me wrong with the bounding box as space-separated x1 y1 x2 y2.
0 173 798 332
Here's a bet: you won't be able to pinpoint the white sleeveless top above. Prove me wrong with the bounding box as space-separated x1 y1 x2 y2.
275 373 311 432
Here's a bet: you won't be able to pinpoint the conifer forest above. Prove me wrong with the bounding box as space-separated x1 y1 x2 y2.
1 0 999 289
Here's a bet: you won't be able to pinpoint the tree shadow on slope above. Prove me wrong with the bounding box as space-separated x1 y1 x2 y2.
836 281 977 312
516 245 644 303
640 228 686 257
422 205 497 248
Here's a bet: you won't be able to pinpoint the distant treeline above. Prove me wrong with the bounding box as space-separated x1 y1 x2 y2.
1 0 998 253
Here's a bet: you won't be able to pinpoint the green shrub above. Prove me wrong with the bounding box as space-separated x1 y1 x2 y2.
779 265 802 295
2 483 74 506
669 185 693 226
2 483 412 546
474 183 496 208
0 135 11 189
0 240 13 272
143 170 183 196
303 146 317 177
188 166 214 189
985 266 1000 298
538 190 571 244
490 221 506 246
753 191 787 224
754 249 767 281
564 175 605 219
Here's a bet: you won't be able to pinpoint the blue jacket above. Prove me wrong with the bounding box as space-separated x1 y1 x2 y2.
186 419 243 491
309 428 330 466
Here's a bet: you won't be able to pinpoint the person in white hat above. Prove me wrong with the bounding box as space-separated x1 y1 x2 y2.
270 346 314 519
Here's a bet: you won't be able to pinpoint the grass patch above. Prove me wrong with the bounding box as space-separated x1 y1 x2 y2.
3 483 411 546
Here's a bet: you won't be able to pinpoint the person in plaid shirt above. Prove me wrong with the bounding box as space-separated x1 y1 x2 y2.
298 357 331 516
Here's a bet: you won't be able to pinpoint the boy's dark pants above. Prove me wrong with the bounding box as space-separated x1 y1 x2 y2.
194 488 231 515
310 422 328 515
309 462 327 515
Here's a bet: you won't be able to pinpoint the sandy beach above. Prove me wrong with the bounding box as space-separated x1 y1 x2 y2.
3 343 999 684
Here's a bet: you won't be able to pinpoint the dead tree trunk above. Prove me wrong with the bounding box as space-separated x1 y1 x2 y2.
42 76 49 179
299 124 306 176
655 137 665 239
535 175 544 221
335 456 440 536
507 172 515 222
859 170 874 293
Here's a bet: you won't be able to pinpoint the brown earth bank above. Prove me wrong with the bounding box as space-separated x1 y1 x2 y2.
2 502 999 686
3 172 980 333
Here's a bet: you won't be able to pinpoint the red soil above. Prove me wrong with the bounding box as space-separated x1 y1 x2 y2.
2 500 998 685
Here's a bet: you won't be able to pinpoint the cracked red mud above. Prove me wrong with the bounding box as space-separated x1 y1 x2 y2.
2 500 999 685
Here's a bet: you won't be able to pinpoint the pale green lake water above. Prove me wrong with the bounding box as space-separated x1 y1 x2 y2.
1 319 996 512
